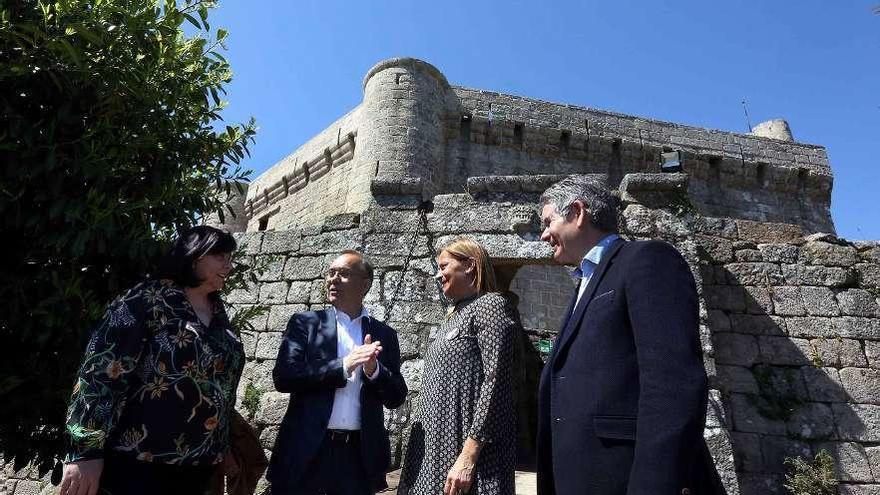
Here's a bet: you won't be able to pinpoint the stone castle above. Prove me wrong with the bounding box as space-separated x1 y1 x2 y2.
236 58 833 235
4 57 879 495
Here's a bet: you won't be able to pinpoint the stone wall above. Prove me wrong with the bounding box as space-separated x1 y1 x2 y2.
6 173 877 494
220 173 876 494
620 177 880 494
243 107 366 231
3 464 46 495
257 139 363 231
509 265 574 337
696 231 880 494
244 58 834 235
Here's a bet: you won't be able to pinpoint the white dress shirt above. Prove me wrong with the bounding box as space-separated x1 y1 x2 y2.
327 307 378 430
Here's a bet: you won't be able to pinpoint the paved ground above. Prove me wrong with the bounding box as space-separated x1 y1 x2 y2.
384 469 537 494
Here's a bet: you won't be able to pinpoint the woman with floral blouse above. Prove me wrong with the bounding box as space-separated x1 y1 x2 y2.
60 226 245 495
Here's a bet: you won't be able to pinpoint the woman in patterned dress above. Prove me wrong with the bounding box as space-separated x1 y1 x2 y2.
60 226 245 495
398 237 519 495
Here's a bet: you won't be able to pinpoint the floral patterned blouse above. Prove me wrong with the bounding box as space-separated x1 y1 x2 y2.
65 279 245 466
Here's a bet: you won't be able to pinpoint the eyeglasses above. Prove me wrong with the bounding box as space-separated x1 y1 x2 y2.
326 268 363 279
203 253 233 266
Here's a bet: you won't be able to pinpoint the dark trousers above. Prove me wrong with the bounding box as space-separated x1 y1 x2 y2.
99 455 216 495
292 430 373 495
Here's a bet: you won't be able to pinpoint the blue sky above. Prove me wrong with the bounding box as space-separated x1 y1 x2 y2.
210 1 879 240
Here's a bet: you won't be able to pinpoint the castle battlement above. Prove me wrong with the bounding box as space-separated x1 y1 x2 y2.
235 57 834 234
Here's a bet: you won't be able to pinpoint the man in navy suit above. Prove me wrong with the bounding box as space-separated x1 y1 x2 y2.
268 250 407 495
535 176 723 495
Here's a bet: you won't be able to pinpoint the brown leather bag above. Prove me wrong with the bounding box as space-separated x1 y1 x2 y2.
210 410 269 495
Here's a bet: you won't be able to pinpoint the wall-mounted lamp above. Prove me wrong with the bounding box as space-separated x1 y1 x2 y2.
660 150 683 173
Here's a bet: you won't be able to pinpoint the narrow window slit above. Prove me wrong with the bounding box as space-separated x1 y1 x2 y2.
459 114 472 141
514 123 524 148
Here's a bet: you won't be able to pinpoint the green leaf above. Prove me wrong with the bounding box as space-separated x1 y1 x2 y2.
52 38 83 68
198 4 209 31
183 13 201 30
73 25 103 46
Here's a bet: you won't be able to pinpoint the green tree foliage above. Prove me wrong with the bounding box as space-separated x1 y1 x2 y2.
0 0 256 472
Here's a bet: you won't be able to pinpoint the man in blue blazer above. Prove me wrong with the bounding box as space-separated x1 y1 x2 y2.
267 250 408 495
536 176 723 495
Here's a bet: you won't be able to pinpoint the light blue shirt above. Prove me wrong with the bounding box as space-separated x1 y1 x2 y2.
571 234 620 310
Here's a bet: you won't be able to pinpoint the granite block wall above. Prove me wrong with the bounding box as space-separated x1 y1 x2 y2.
619 179 880 494
220 174 876 495
8 174 877 494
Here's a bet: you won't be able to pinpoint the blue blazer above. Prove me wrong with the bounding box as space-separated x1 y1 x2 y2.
266 308 408 493
536 239 724 495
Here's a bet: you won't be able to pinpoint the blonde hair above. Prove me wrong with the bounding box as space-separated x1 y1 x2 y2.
439 237 498 293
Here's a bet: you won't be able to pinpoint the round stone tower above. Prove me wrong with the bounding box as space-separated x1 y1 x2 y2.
750 118 794 142
357 57 452 198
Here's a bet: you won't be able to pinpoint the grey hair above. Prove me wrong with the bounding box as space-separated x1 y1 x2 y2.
540 175 620 232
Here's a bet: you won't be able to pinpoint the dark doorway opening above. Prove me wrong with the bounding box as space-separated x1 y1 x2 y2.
494 263 576 471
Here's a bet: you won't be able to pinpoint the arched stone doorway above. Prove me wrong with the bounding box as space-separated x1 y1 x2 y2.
494 263 576 470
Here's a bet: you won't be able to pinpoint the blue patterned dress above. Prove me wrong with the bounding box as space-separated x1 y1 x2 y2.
398 292 518 495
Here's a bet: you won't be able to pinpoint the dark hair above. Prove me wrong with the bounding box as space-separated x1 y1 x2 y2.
157 226 237 288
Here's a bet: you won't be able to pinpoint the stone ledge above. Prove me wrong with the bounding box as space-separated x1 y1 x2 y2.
619 173 690 209
371 177 423 196
620 172 689 192
433 233 553 263
321 213 360 232
735 220 805 244
466 174 589 194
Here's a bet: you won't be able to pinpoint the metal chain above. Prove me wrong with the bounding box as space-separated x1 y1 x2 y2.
420 207 448 308
384 204 446 320
384 206 425 319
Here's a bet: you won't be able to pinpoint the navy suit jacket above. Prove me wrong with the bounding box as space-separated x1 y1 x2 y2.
267 308 408 493
536 239 724 495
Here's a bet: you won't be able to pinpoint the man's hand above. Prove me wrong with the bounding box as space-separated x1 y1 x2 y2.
362 334 380 376
343 337 382 375
59 458 103 495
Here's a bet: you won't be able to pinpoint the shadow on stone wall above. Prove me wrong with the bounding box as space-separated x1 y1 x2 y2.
701 240 876 495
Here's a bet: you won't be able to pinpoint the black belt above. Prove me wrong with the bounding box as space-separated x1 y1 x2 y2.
326 429 359 443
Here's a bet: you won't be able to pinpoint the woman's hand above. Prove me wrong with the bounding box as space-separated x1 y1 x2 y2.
444 439 481 495
223 451 240 478
59 459 103 495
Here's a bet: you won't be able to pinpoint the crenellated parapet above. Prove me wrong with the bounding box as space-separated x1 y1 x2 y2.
243 105 362 231
244 130 357 223
244 57 835 234
447 88 833 233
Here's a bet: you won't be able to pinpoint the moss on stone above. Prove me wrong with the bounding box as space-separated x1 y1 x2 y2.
783 449 837 495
